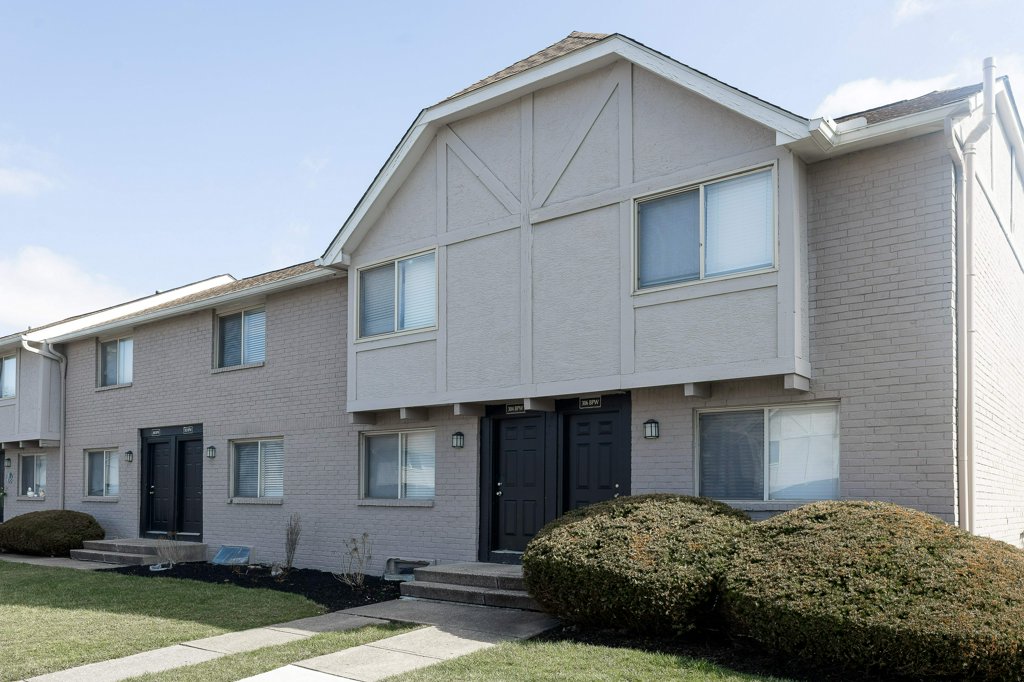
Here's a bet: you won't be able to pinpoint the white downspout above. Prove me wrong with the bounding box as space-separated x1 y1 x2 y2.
21 339 67 511
946 57 995 533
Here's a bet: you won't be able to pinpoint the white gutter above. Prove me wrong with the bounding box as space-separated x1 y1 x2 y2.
947 58 995 533
44 267 339 345
21 339 67 510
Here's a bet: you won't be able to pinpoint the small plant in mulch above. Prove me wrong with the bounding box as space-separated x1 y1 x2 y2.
334 532 373 590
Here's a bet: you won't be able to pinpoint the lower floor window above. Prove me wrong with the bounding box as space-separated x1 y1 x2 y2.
233 438 284 497
364 430 435 499
86 450 119 497
20 455 46 496
699 403 839 501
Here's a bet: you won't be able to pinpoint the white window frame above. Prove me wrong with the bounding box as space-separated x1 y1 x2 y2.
216 306 266 368
231 437 284 499
85 449 119 497
0 353 16 399
633 164 778 293
98 337 133 387
355 249 438 340
360 429 436 500
20 454 46 496
695 401 840 503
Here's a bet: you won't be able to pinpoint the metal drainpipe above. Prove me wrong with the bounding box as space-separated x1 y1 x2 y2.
20 339 68 510
945 57 995 533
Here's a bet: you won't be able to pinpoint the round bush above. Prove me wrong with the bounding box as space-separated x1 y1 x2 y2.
0 510 105 556
522 494 750 634
724 501 1024 680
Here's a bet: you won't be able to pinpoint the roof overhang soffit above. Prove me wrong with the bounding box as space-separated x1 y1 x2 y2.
319 35 811 264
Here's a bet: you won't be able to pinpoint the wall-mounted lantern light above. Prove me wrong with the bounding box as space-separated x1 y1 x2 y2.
451 432 465 449
3 457 11 468
206 446 217 460
123 450 134 463
643 419 660 439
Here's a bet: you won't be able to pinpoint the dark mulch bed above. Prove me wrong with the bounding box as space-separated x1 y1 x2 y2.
104 562 400 612
537 624 946 682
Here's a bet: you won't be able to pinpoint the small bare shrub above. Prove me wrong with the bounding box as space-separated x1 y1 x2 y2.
334 532 373 589
285 513 302 570
155 536 193 567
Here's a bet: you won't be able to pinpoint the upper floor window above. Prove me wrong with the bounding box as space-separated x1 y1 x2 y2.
358 251 436 338
637 168 774 289
218 308 266 367
699 403 839 502
233 438 283 498
86 449 119 497
0 355 15 398
99 338 133 386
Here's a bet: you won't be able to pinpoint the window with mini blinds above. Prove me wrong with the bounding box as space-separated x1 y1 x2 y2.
233 438 283 498
358 252 436 338
363 430 435 499
699 403 839 502
636 168 774 289
86 450 119 497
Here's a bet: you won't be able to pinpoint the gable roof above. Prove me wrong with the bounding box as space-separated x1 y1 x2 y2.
320 32 811 265
449 32 609 100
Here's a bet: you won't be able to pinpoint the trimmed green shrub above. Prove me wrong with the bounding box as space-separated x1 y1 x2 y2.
724 501 1024 681
522 494 750 634
0 510 105 556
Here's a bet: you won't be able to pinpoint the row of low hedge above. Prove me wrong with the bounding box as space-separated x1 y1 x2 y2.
0 509 104 556
522 495 1024 681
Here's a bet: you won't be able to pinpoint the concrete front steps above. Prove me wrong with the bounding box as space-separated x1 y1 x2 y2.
399 562 542 611
70 538 207 566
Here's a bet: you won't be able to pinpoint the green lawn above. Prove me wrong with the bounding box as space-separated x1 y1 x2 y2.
0 561 323 681
125 624 415 682
386 639 797 682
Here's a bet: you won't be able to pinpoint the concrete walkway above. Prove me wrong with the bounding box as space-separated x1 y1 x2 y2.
0 552 127 570
22 599 558 682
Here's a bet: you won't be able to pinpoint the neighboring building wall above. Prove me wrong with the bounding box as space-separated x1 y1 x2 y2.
4 277 480 572
631 133 960 520
970 108 1024 547
0 348 61 444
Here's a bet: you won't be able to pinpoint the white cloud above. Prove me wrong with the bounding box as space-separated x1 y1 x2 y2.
0 167 55 197
893 0 941 23
814 75 956 119
0 246 134 336
813 52 1024 119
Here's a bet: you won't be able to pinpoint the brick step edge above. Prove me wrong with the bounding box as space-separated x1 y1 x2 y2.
400 581 540 611
69 549 155 565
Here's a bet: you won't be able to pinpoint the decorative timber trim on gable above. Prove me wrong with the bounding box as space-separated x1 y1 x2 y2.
319 34 810 265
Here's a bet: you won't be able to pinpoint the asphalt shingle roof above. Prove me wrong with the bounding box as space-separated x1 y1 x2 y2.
836 83 983 124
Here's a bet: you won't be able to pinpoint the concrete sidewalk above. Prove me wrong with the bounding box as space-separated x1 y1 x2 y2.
0 552 127 570
23 599 557 682
243 600 558 681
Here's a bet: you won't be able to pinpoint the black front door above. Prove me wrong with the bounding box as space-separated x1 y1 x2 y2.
494 415 548 555
141 424 203 540
481 395 630 562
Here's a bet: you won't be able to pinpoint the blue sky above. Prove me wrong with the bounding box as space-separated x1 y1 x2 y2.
1 0 1021 335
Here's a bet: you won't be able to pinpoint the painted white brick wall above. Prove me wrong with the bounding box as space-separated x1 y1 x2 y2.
631 133 959 521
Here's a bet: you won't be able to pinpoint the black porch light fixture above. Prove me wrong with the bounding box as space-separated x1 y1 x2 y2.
3 457 10 468
206 445 217 459
451 432 465 449
123 450 134 463
643 419 660 439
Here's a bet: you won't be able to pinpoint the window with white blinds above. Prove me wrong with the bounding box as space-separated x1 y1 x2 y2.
699 403 839 502
358 251 436 338
218 308 266 367
86 450 119 497
233 438 284 498
363 430 435 499
636 168 774 289
1 354 16 398
99 338 133 386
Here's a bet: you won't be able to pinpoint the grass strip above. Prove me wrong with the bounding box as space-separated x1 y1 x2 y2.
0 561 321 681
126 623 415 682
385 639 796 682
